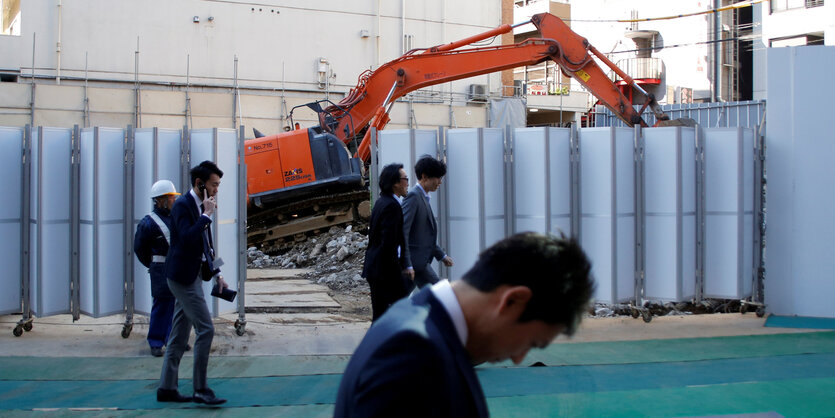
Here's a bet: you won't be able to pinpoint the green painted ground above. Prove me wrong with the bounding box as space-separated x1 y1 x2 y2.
1 332 834 417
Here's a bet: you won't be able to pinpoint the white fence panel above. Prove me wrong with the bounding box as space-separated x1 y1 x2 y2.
29 127 73 317
512 127 572 237
446 128 505 280
579 127 635 304
190 128 240 316
0 127 23 315
132 128 184 314
79 127 127 317
703 127 755 299
644 127 697 302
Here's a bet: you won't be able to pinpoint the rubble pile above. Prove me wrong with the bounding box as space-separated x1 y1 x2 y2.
247 223 371 294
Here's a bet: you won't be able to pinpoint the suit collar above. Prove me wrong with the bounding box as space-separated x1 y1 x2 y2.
414 289 488 417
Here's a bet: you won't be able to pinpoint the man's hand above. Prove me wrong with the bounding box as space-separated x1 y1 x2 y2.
403 268 415 281
216 275 228 289
442 256 454 267
203 196 217 217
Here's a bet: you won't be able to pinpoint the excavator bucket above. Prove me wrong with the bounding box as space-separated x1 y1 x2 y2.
655 118 697 128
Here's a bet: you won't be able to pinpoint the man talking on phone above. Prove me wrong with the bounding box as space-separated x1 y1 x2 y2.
157 160 228 405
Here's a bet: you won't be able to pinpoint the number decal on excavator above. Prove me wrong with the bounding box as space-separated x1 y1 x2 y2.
575 69 591 82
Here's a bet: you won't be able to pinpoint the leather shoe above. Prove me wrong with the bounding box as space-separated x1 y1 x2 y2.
156 388 192 403
193 388 226 406
150 347 163 357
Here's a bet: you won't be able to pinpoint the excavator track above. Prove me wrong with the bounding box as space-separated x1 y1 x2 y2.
247 190 371 254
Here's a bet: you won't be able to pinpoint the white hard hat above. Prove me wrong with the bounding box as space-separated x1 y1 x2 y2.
150 180 180 198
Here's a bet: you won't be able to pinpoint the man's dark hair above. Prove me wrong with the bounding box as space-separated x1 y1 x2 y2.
461 232 595 335
414 155 446 180
190 160 224 187
378 163 403 196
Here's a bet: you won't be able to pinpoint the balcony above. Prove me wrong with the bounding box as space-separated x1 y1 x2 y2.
610 57 664 84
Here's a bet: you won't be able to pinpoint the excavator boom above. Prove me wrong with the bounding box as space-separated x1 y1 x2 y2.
321 12 664 162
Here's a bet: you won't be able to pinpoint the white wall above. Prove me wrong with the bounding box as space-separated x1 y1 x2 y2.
765 46 835 318
0 0 501 96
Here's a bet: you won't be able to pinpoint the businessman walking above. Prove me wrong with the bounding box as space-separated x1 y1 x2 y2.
402 155 454 288
157 160 228 406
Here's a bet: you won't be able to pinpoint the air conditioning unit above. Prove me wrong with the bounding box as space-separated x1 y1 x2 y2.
468 84 488 102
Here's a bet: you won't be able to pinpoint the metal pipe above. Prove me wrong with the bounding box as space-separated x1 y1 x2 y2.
713 0 720 102
56 0 63 85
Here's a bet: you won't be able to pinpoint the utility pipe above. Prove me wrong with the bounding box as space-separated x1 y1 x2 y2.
56 0 62 85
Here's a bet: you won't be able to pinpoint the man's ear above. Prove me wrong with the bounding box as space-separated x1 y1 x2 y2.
496 286 532 319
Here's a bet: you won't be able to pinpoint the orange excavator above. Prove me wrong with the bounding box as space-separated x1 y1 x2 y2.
246 12 684 252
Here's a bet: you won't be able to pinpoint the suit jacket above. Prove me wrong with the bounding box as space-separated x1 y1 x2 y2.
164 191 214 285
402 185 445 271
362 193 408 281
334 287 488 418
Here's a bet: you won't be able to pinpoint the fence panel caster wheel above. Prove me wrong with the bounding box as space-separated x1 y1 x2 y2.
642 310 652 323
631 308 640 319
756 307 765 318
121 324 132 338
234 320 246 336
23 322 33 332
740 303 747 314
13 325 23 337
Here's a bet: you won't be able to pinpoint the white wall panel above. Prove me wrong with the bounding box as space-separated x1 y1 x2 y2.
29 128 73 317
512 127 572 236
79 128 126 317
190 128 240 316
446 128 505 280
132 128 183 314
0 127 24 315
644 127 697 302
703 127 754 299
765 46 835 318
579 127 635 304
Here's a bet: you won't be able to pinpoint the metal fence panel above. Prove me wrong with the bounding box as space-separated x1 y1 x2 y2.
79 127 127 318
0 127 23 315
29 127 73 317
593 100 765 130
643 127 697 302
703 128 755 300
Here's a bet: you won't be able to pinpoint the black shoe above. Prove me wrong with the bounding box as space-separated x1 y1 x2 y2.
150 347 164 357
156 388 192 403
193 388 226 406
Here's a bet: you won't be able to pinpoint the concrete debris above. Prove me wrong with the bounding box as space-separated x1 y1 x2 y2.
248 223 370 296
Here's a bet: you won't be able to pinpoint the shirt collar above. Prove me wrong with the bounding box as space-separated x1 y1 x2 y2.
415 183 430 201
189 189 202 214
429 279 467 346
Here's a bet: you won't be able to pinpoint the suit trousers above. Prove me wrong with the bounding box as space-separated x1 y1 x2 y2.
414 264 440 289
159 277 214 392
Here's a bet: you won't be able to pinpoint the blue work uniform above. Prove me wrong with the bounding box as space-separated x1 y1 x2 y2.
134 206 176 349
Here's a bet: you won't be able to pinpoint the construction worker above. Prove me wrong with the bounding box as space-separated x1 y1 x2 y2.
134 180 180 357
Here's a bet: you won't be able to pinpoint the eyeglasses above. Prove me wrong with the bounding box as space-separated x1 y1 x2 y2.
400 177 409 181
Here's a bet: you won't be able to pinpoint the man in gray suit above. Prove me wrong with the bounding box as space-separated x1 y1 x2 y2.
402 155 454 289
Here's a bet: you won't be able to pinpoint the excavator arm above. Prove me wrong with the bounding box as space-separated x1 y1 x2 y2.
323 12 667 163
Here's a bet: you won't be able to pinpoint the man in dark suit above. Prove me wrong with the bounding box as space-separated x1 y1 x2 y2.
157 160 228 406
402 155 454 288
362 163 413 321
335 232 595 417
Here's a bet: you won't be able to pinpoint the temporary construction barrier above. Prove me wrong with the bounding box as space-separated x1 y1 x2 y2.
6 125 247 337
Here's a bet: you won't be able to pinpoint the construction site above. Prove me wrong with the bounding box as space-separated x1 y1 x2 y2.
2 0 835 416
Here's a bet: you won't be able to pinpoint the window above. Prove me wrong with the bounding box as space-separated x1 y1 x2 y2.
1 0 21 36
771 0 824 12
